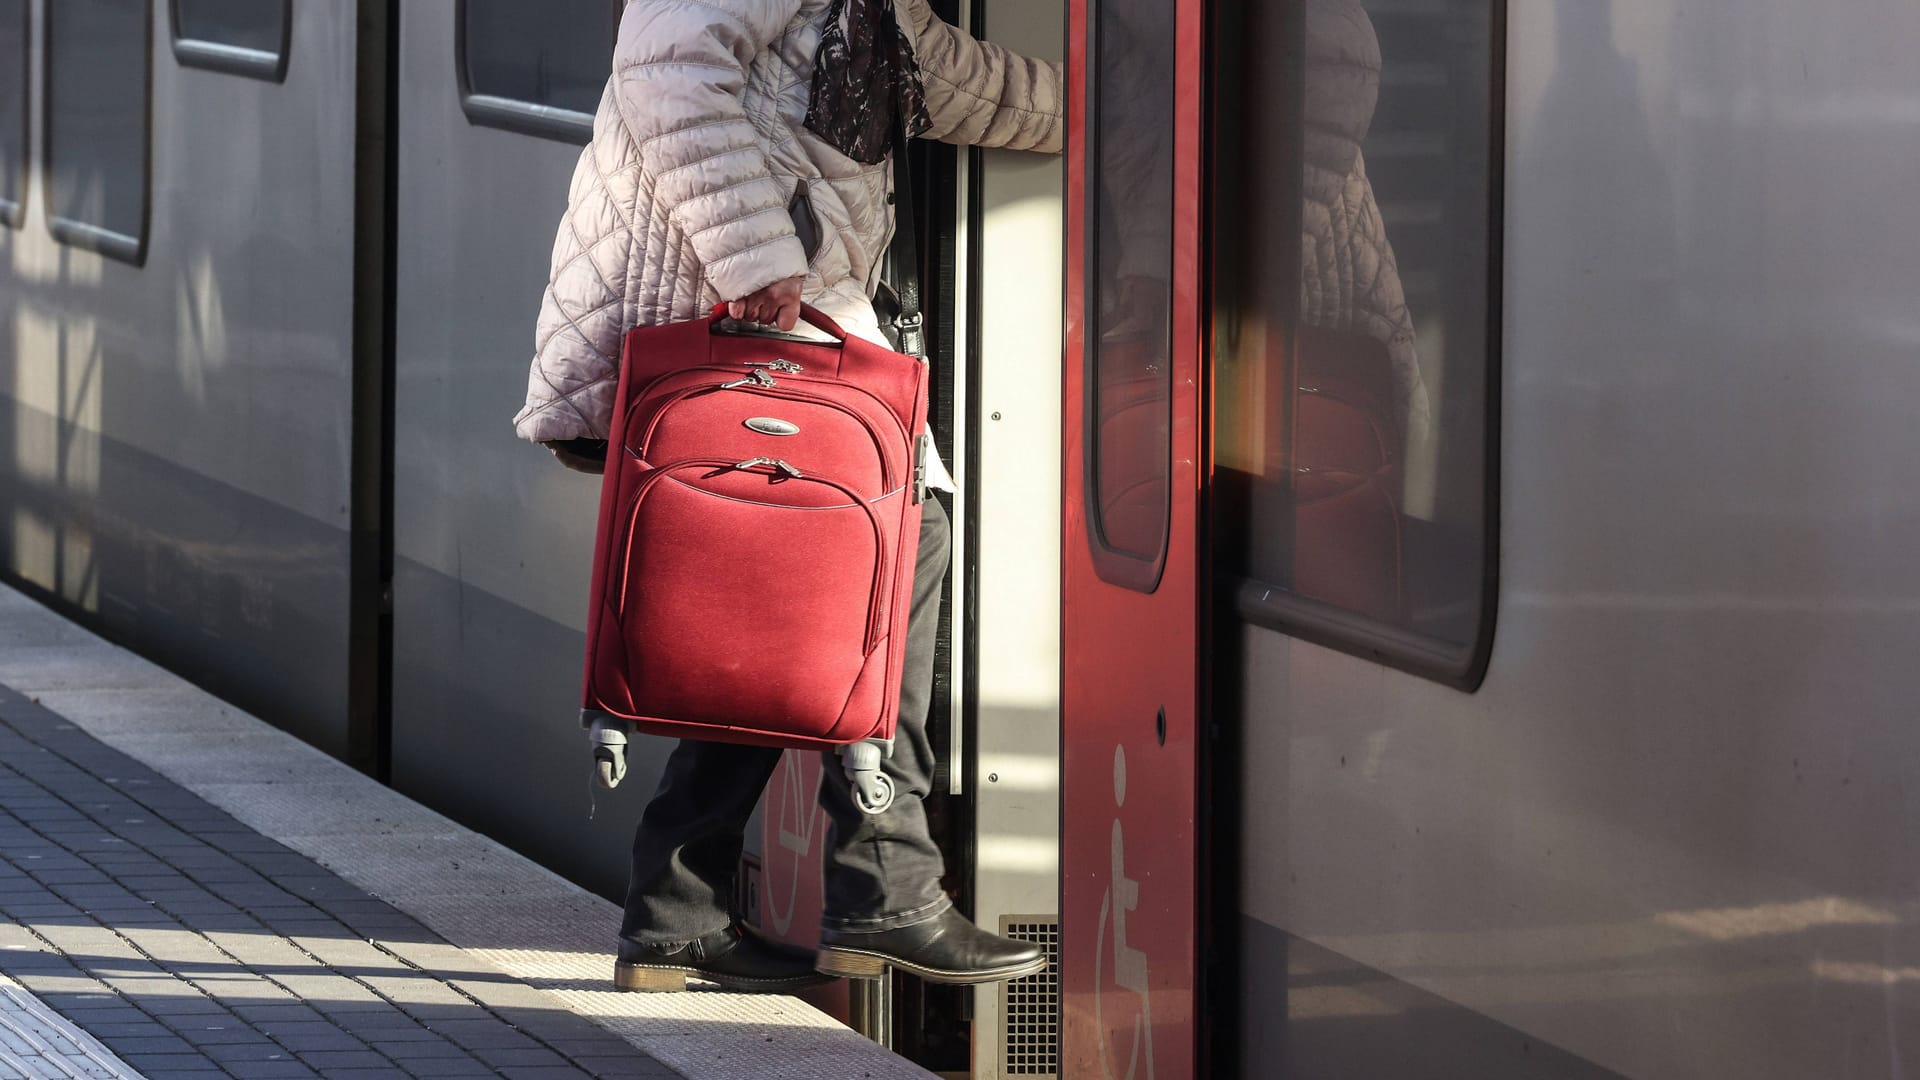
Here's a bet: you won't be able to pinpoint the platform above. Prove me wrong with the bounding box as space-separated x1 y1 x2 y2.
0 587 932 1080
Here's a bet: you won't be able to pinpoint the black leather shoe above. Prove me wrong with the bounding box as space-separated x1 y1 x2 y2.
816 908 1047 985
616 924 834 993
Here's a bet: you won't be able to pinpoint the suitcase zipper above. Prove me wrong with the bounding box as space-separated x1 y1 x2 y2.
633 380 901 489
615 458 888 655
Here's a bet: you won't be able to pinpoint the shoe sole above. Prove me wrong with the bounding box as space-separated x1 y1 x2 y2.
815 947 1049 985
614 961 834 994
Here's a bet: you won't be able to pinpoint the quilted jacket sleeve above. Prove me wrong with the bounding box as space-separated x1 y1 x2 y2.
516 91 634 446
614 0 810 303
898 0 1063 153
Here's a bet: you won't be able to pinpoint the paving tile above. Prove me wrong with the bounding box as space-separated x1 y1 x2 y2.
266 1027 371 1055
411 1019 536 1050
368 1039 478 1061
23 985 123 1009
498 1067 594 1080
185 974 301 1005
182 1022 277 1046
272 975 384 1007
37 1003 150 1026
70 1019 176 1039
265 921 355 940
393 1059 496 1079
234 1004 327 1025
292 940 410 975
350 1025 442 1045
470 1046 570 1069
119 1053 226 1073
222 1064 320 1080
387 1003 482 1024
0 949 82 973
176 912 273 934
296 1051 398 1070
357 977 470 1011
328 1012 438 1035
158 1009 249 1034
568 1056 677 1080
96 1033 197 1055
138 995 240 1016
202 1040 301 1064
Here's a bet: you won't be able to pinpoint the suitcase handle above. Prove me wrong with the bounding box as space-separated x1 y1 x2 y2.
709 303 847 341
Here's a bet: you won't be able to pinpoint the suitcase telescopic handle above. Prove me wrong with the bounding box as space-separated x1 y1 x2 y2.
708 302 847 341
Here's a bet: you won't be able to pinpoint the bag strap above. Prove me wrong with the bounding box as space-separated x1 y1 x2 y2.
888 113 925 359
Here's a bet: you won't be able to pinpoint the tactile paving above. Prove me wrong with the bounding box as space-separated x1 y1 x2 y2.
0 975 140 1080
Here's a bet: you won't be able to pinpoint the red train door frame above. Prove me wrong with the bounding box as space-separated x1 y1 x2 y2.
1061 0 1204 1074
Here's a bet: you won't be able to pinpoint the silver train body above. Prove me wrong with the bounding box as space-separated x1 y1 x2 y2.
1232 3 1919 1077
1 2 1914 1077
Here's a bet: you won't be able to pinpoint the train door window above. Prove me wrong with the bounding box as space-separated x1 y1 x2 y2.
0 0 24 228
1211 0 1502 687
172 0 290 82
1085 0 1177 592
456 0 619 145
46 0 151 265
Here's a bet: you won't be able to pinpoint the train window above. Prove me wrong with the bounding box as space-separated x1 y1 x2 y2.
46 0 151 265
171 0 291 83
1084 0 1177 592
456 0 619 145
0 0 24 228
1211 0 1502 687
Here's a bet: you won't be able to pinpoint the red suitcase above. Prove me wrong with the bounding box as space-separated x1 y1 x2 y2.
580 304 930 811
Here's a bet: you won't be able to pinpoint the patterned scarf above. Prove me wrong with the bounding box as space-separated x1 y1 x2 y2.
804 0 932 165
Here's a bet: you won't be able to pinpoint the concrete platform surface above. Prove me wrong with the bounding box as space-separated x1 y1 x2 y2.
0 586 933 1080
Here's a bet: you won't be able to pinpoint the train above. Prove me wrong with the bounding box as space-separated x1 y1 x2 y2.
3 1 1916 1077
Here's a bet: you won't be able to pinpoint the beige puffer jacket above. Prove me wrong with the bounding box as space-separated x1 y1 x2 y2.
1302 0 1430 449
514 0 1063 445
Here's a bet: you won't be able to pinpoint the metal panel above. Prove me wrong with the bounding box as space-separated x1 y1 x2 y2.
998 916 1060 1078
0 0 358 755
1060 0 1204 1075
388 4 647 895
966 0 1066 1075
1238 2 1920 1076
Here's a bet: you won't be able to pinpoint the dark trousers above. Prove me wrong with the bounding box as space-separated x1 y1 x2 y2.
620 499 953 945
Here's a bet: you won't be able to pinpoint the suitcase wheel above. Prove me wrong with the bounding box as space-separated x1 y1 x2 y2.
852 771 896 816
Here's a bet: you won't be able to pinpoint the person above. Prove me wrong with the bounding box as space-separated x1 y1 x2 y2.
513 0 1062 992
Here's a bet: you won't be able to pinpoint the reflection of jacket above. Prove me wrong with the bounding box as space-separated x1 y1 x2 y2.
516 0 1062 444
1301 0 1429 446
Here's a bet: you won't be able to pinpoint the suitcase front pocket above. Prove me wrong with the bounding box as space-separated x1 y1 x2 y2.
614 460 886 739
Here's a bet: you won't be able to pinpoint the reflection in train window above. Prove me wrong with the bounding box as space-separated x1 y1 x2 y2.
457 0 620 145
172 0 291 83
1212 0 1501 686
1085 0 1176 593
0 0 24 228
47 0 151 265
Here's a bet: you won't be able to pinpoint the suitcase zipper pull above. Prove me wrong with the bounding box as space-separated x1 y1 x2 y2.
719 369 778 390
733 457 804 479
747 359 804 374
912 434 930 504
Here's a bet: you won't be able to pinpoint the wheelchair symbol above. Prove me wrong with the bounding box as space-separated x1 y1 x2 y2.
766 751 825 936
1094 743 1154 1080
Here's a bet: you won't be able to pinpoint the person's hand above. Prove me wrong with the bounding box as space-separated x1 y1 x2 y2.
728 275 805 331
544 438 607 475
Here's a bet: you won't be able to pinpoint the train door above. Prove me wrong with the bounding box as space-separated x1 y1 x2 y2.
1062 0 1205 1076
